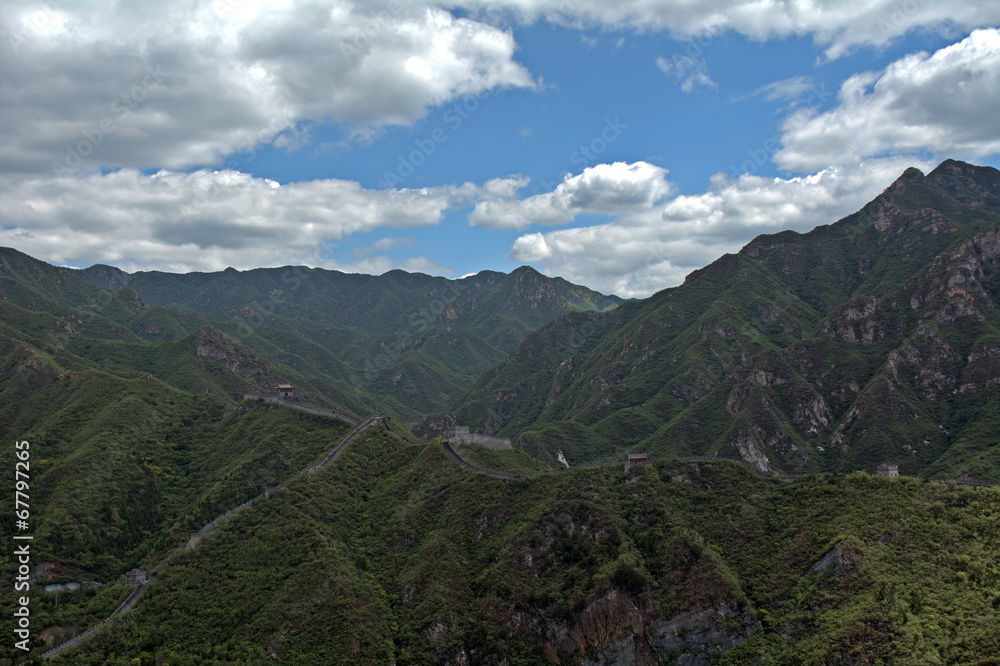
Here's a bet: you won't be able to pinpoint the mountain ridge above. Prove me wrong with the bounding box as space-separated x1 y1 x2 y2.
446 159 1000 482
2 161 1000 664
60 257 624 419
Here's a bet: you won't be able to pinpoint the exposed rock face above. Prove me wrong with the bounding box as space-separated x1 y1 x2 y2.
580 636 636 666
726 428 773 474
510 587 758 666
451 159 1000 482
541 589 648 662
821 296 884 344
192 327 281 392
647 605 758 665
808 543 859 577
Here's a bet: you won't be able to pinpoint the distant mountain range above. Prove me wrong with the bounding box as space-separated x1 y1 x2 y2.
2 246 622 424
447 159 1000 482
2 160 999 664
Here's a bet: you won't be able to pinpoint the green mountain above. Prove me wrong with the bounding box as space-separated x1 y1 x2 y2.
69 260 624 420
2 160 998 664
10 427 1000 664
450 160 1000 482
0 246 384 416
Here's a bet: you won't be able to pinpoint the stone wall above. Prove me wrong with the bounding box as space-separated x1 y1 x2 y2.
243 394 359 424
449 433 512 450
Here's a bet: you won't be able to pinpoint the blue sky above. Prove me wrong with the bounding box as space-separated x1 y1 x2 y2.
1 1 998 296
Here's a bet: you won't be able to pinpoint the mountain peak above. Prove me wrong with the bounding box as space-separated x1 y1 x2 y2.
452 160 1000 482
510 265 543 278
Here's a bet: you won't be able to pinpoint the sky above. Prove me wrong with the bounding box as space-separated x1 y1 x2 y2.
1 1 998 298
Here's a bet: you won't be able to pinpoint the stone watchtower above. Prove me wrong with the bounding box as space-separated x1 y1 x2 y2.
125 568 147 586
625 453 649 472
876 463 899 478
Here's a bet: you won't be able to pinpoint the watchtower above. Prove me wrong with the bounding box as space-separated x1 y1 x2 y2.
625 453 649 472
876 463 899 478
125 568 147 586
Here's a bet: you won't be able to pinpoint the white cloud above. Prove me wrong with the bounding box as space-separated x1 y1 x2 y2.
351 236 418 259
307 253 453 277
508 157 937 297
746 75 816 102
0 1 535 175
776 29 1000 172
470 161 673 230
400 256 455 275
656 55 716 92
482 175 531 199
5 1 993 178
0 169 479 273
456 0 1000 60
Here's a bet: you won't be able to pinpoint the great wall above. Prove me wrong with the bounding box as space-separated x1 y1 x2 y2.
38 396 527 662
40 401 381 661
36 396 995 660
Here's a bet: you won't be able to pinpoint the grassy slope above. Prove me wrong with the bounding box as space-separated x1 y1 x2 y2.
0 345 354 575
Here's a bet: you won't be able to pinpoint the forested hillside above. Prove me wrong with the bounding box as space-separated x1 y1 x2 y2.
70 260 622 418
449 160 1000 483
24 425 1000 665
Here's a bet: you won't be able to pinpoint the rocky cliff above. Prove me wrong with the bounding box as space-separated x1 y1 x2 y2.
450 160 1000 481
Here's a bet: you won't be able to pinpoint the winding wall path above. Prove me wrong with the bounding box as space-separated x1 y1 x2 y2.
44 403 887 660
41 405 381 661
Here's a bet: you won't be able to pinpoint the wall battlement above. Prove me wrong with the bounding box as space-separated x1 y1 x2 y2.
445 430 512 450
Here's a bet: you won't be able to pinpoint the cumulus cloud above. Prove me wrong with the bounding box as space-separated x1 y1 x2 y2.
776 29 1000 172
482 175 531 199
470 161 672 230
5 1 993 177
456 0 1000 60
656 55 716 92
0 1 535 175
508 157 936 297
0 169 479 273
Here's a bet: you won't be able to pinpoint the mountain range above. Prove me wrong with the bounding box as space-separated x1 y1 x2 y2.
1 159 998 664
447 159 1000 482
67 259 623 421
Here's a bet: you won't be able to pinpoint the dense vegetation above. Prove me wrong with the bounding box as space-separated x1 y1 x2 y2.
449 441 551 474
2 160 998 664
16 426 999 665
69 260 623 419
451 160 1000 483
